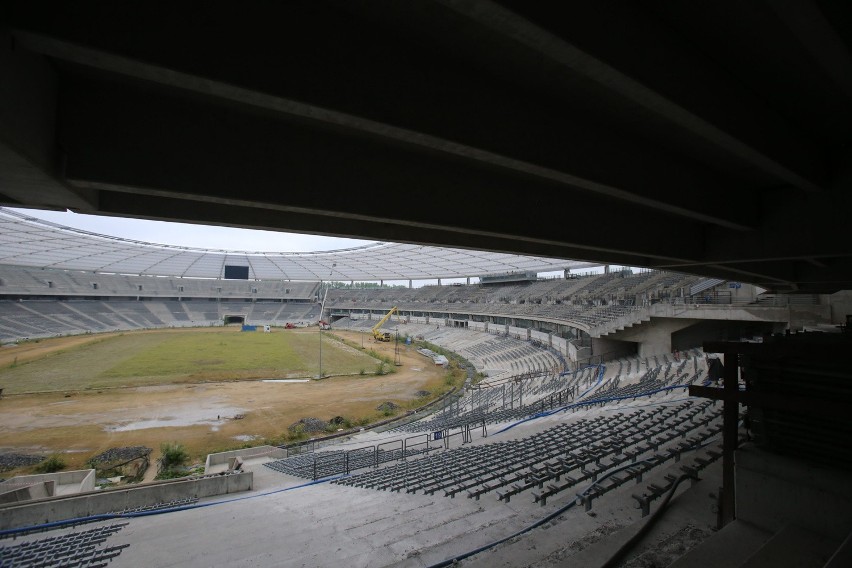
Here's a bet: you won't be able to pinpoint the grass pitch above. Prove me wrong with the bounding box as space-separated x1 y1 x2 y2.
0 328 379 393
1 329 452 472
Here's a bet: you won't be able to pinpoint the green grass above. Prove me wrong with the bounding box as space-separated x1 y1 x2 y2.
0 330 380 393
101 332 303 377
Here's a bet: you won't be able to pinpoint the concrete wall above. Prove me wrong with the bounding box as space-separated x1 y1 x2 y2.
469 321 486 332
787 303 832 329
529 329 550 345
205 445 285 472
605 317 699 357
551 336 568 358
828 290 852 324
567 341 580 362
671 319 779 350
725 282 760 303
737 446 852 540
0 481 54 503
0 469 96 503
591 336 637 361
0 471 253 530
492 323 508 334
507 326 528 340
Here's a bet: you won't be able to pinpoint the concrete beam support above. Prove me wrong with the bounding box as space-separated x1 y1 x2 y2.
0 33 93 209
607 317 700 357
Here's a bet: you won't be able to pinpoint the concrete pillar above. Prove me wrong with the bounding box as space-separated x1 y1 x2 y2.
380 280 384 286
564 269 569 279
466 277 470 285
604 265 610 274
409 279 412 289
438 278 442 285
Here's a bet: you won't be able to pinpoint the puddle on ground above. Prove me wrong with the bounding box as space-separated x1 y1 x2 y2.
103 406 245 432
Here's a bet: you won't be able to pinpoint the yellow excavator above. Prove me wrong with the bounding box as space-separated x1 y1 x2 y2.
371 306 398 342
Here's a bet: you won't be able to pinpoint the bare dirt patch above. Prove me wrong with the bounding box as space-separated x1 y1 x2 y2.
0 329 447 473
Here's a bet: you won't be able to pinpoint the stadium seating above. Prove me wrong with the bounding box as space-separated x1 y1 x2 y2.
333 400 722 508
0 523 130 567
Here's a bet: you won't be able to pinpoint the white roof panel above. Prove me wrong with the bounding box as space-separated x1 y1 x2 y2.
0 208 599 280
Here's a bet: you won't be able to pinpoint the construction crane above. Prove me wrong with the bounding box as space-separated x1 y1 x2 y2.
372 306 398 342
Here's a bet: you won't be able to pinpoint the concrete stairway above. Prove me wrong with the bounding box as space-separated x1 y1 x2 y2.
669 521 843 568
590 307 651 338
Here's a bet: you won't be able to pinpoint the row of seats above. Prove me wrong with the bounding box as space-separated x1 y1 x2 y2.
325 270 698 306
329 300 642 330
0 523 129 568
263 444 437 480
107 497 198 515
334 401 721 507
392 366 596 434
0 299 320 341
0 265 320 299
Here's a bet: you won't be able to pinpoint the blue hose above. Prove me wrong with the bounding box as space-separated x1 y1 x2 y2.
575 364 606 400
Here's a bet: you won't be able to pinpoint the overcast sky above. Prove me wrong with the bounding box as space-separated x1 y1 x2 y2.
10 208 373 252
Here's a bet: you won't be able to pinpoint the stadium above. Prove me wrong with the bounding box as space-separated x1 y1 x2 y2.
0 209 848 567
2 3 852 568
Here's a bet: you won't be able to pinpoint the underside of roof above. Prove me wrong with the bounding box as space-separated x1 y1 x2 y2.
0 208 594 280
1 1 851 292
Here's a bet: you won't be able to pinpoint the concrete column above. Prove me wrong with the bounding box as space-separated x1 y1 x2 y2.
721 351 738 527
604 265 610 274
408 279 412 289
438 278 442 285
380 280 384 286
466 277 470 285
564 269 569 279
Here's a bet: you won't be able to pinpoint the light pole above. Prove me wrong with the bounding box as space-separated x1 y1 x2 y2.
318 325 322 379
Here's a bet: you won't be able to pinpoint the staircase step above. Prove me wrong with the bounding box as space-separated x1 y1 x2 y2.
825 531 852 568
738 523 839 568
668 520 771 568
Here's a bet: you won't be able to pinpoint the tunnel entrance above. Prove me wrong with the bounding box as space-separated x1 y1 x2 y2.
224 315 246 325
